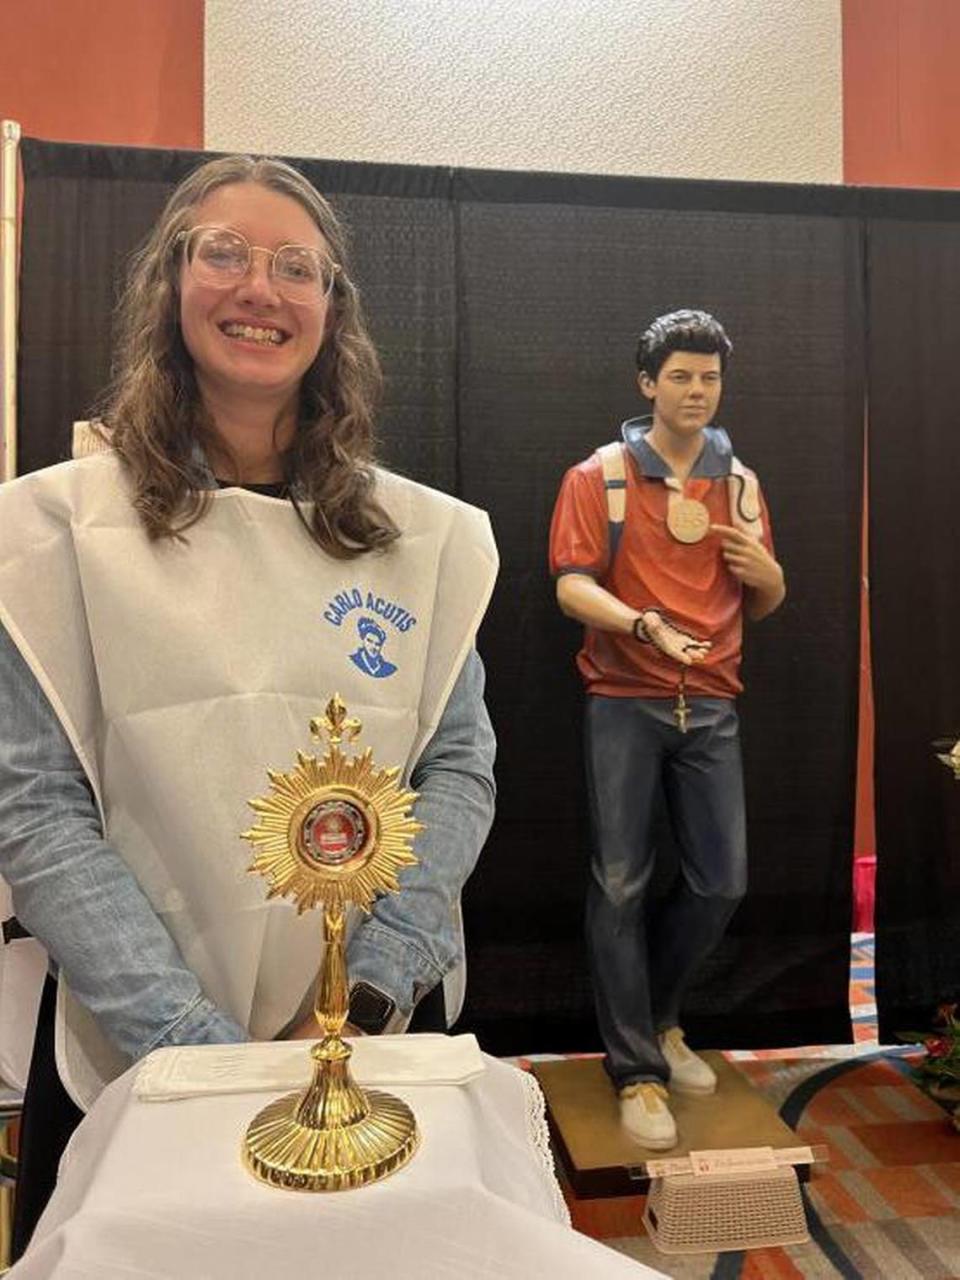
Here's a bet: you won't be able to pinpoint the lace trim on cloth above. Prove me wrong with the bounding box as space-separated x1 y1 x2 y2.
519 1067 571 1226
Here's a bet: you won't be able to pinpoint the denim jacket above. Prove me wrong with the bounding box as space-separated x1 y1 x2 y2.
0 616 495 1061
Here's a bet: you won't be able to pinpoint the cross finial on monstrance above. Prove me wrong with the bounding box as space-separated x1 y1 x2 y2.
310 694 362 748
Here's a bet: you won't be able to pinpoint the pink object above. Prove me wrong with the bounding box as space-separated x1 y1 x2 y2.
853 855 876 932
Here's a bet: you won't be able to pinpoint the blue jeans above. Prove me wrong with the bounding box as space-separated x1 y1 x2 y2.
584 695 747 1089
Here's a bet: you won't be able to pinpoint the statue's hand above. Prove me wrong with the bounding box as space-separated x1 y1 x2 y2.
711 523 783 592
638 609 711 665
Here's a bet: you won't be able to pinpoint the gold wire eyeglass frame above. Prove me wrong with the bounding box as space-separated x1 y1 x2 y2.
175 226 341 305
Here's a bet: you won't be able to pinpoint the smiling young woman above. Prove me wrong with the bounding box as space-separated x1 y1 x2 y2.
176 183 333 446
102 154 397 556
0 154 498 1256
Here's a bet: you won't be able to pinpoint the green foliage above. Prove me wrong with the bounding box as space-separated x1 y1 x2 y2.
899 1003 960 1090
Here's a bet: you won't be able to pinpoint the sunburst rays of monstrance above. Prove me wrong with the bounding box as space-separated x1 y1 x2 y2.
241 695 422 1190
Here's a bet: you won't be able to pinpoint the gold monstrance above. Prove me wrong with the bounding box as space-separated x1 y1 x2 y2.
241 695 421 1191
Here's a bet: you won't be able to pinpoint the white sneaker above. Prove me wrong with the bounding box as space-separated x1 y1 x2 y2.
659 1026 717 1096
618 1082 677 1150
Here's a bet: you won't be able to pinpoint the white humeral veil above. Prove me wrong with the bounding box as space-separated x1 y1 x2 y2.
0 452 497 1108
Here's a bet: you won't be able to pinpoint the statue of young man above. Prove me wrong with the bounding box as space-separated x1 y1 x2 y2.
549 310 786 1149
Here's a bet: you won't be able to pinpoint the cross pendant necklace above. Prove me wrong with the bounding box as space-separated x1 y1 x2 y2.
674 668 690 734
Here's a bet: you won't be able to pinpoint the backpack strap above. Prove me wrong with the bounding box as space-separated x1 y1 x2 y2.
598 442 764 554
597 442 627 561
727 457 764 541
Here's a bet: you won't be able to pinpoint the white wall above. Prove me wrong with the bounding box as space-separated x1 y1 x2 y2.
205 0 842 184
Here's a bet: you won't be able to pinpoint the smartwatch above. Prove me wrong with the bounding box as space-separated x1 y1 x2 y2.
348 981 396 1035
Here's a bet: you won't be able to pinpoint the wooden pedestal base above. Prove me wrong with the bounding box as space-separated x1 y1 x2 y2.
533 1052 806 1198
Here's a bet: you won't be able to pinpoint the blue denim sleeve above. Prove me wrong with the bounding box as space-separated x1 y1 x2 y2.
346 647 496 1016
0 624 247 1059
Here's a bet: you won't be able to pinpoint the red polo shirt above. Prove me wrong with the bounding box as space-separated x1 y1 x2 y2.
549 445 774 698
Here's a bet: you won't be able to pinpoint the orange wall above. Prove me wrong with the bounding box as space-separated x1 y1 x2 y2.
843 0 960 188
0 0 203 148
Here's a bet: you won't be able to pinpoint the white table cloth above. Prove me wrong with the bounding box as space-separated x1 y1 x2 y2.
10 1040 665 1279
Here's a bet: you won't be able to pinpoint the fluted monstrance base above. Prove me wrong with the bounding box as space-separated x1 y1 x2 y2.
243 1085 419 1192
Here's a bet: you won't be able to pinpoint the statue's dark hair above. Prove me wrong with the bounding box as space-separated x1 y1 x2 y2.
636 309 733 380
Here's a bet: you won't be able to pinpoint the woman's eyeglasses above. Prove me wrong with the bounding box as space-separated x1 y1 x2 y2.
177 226 339 305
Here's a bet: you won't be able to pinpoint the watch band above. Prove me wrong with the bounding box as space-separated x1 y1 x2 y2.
348 981 396 1035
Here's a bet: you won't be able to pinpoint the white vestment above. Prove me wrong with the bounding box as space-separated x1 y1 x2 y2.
0 453 497 1107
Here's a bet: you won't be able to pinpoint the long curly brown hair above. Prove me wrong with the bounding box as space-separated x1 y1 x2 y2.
101 155 399 557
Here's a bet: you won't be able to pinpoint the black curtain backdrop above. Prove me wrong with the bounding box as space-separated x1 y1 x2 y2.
867 206 960 1041
16 139 865 1055
454 169 863 1051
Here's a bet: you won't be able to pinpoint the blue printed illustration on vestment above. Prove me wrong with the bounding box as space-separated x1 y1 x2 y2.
321 587 417 680
349 616 397 679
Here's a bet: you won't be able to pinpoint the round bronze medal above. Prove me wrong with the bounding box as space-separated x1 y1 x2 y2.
667 495 710 544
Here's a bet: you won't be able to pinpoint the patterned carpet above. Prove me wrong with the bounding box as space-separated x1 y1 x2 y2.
536 936 960 1278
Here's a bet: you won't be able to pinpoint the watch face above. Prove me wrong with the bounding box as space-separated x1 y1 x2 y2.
349 982 395 1033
